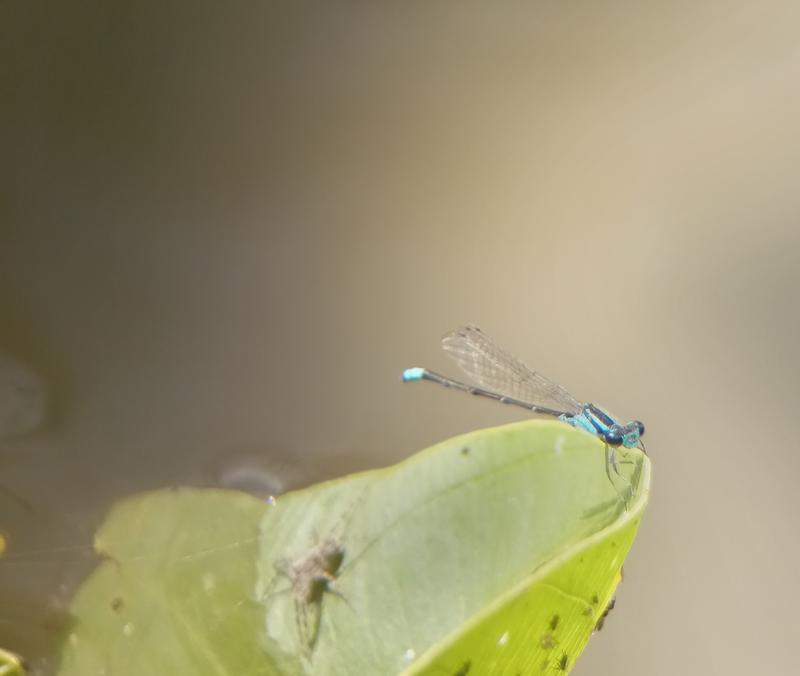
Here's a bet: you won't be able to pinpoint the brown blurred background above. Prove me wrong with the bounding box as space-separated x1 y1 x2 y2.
2 2 799 674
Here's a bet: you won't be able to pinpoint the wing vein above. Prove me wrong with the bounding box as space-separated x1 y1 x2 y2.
440 326 581 415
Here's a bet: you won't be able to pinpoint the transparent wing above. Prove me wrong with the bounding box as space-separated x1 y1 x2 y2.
441 325 582 415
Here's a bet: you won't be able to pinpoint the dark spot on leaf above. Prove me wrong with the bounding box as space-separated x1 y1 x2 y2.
454 660 471 676
591 594 599 606
549 614 560 631
556 652 569 671
110 597 124 613
594 596 617 633
461 446 470 455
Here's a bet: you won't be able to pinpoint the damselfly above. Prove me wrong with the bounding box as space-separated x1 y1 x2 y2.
402 326 645 480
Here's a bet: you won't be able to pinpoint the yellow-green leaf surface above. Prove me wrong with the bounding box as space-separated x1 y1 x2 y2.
56 489 294 676
0 647 27 676
56 421 649 675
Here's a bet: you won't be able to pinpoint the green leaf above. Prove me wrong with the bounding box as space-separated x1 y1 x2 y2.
56 489 292 676
57 420 649 675
0 647 28 676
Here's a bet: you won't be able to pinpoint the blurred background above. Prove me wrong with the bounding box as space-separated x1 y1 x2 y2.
2 1 799 674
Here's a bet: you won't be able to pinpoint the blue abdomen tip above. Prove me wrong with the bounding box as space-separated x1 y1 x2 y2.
402 367 426 381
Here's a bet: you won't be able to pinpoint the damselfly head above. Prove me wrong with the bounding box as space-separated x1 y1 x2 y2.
622 420 644 448
605 420 645 449
621 420 645 449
